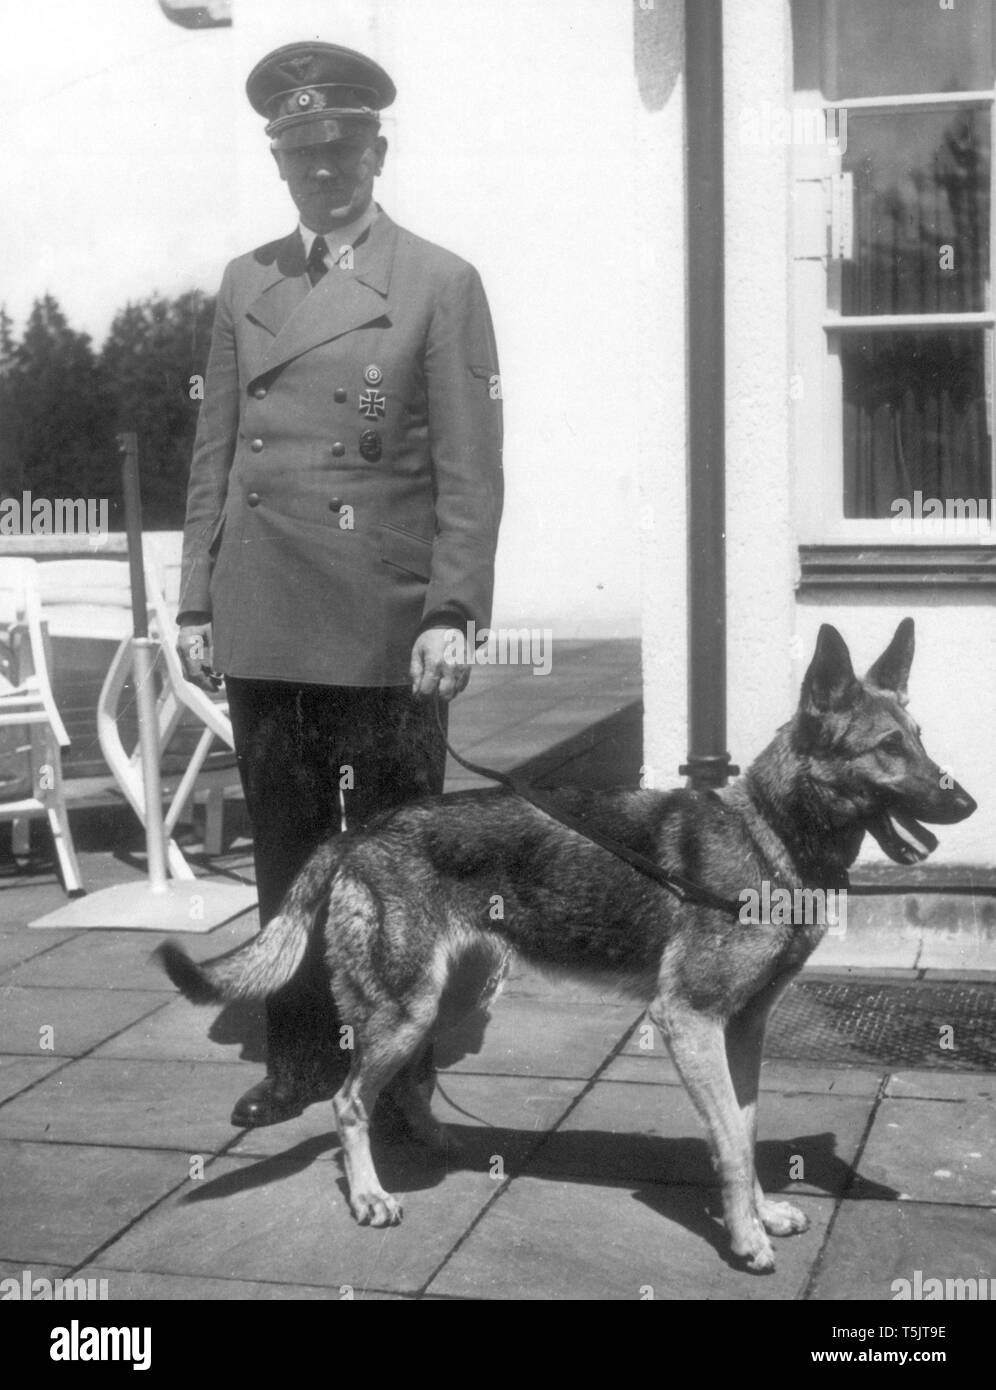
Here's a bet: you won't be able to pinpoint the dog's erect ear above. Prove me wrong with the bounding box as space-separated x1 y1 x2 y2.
865 617 914 704
800 624 859 715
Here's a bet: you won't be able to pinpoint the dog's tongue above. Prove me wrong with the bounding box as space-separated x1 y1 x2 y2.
867 810 939 865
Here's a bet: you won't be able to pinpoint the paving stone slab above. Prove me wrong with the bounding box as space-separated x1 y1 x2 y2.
855 1098 996 1205
0 987 169 1057
613 1034 883 1095
0 1055 69 1106
181 911 262 957
0 1058 245 1154
90 995 266 1064
427 1177 832 1301
442 996 641 1079
809 1199 996 1301
93 1152 516 1294
509 711 596 741
526 1080 876 1198
7 932 175 991
450 687 570 727
229 1072 585 1166
884 1070 996 1101
0 1260 73 1298
603 1050 885 1097
18 853 148 905
70 1268 409 1300
0 882 76 924
592 1053 684 1086
0 930 75 976
0 1140 186 1265
501 961 632 1003
8 913 259 992
755 1060 885 1098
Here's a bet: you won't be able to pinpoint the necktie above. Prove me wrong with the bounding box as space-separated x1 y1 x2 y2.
307 235 329 286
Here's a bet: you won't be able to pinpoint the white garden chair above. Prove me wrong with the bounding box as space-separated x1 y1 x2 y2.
0 557 83 894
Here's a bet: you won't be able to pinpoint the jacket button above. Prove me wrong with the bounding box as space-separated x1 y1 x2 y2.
247 492 261 507
252 386 267 399
328 497 343 512
250 438 264 452
334 388 347 403
331 442 346 457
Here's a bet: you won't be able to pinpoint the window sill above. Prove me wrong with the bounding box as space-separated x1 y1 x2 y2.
798 545 996 588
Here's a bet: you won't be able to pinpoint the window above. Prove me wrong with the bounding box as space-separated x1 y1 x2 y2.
793 0 996 546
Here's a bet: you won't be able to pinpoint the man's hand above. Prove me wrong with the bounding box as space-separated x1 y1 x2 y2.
410 627 471 702
177 621 223 692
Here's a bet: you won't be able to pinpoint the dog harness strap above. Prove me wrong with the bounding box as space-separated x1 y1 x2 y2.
434 697 742 918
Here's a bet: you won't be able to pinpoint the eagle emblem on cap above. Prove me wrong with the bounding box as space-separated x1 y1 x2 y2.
277 55 321 85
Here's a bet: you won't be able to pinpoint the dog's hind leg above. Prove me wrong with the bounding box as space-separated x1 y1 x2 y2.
332 998 441 1228
651 996 776 1273
725 979 809 1239
379 1044 453 1158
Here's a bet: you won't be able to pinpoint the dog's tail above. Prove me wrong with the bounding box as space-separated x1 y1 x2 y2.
155 840 342 1004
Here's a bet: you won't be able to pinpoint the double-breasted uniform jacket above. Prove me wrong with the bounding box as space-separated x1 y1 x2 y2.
179 209 503 686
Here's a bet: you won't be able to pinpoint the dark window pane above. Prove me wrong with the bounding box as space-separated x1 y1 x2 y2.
826 0 994 99
842 108 990 316
841 331 990 517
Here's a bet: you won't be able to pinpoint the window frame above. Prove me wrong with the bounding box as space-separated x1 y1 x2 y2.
793 49 996 546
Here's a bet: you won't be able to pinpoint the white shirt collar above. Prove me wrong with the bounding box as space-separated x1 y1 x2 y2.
299 202 379 267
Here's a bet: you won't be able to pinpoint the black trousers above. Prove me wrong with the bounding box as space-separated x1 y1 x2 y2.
225 677 447 1094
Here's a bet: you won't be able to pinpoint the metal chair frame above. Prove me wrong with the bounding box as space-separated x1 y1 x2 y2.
0 557 83 894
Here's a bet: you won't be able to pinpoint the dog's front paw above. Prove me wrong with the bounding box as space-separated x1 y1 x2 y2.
757 1196 809 1237
730 1221 776 1274
350 1189 403 1227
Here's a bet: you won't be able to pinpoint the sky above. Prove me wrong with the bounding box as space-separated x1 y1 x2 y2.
2 1 241 342
0 0 398 344
0 0 614 347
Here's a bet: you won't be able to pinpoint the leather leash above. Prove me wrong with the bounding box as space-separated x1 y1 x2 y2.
434 695 742 918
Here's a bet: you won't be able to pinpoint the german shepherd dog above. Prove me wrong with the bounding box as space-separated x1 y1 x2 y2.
159 620 975 1273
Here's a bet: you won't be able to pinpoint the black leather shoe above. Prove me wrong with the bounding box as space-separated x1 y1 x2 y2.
230 1076 327 1128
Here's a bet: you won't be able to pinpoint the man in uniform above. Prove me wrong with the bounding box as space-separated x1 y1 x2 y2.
177 41 503 1128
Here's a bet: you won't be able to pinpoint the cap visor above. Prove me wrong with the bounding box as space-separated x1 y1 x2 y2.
271 116 375 150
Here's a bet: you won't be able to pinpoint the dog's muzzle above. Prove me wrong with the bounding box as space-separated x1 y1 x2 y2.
867 784 977 865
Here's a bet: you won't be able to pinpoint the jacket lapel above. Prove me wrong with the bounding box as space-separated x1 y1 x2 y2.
245 234 308 333
248 213 398 380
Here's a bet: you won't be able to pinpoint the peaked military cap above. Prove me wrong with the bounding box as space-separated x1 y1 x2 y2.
246 41 396 150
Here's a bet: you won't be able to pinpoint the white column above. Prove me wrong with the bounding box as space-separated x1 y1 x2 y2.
637 0 689 791
723 0 796 765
